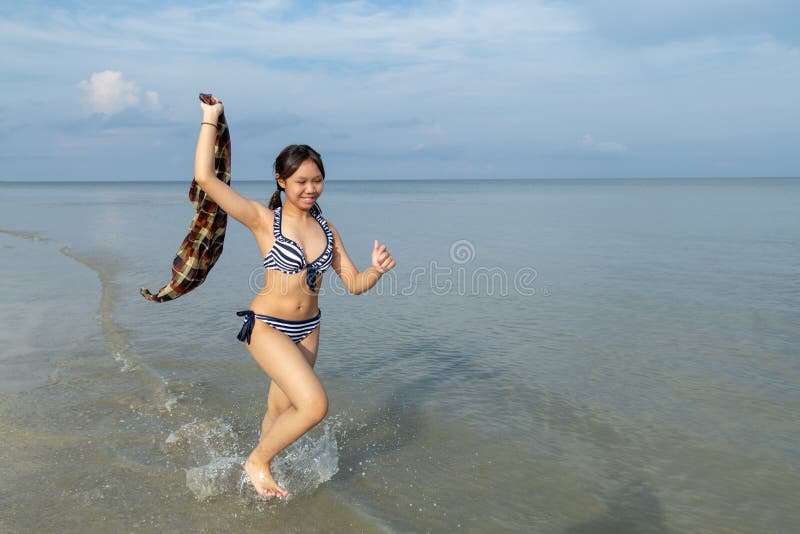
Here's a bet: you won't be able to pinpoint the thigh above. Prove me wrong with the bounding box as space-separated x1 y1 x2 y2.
246 320 325 407
266 325 321 408
297 324 321 368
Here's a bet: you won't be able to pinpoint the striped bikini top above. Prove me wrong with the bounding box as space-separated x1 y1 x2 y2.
263 206 334 292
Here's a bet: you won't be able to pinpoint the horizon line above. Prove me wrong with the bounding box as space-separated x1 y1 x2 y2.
2 176 799 184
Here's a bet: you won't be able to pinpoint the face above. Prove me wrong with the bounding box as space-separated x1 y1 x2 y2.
277 159 324 210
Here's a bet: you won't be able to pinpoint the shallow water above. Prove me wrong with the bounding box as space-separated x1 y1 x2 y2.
1 178 799 532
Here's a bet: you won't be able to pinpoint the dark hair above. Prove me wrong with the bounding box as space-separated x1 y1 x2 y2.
269 144 325 215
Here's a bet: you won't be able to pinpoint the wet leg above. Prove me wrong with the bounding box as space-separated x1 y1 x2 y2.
244 322 327 498
260 327 320 438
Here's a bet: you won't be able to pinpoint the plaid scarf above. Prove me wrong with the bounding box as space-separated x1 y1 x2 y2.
140 113 231 302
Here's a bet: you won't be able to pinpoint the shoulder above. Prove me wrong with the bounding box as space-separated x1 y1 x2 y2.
326 219 339 236
326 220 343 244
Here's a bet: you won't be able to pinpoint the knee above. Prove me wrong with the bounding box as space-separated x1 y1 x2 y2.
265 405 285 421
302 391 328 425
267 396 290 416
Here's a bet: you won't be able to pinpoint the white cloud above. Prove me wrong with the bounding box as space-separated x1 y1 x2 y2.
579 134 628 154
144 90 161 110
78 70 159 115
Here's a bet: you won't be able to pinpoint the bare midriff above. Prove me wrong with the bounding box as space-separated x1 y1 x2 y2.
249 269 322 320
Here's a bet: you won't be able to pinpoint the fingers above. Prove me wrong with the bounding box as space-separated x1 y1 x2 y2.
372 248 395 274
371 240 396 273
199 104 223 118
379 257 396 272
199 95 224 116
372 245 388 262
371 243 386 261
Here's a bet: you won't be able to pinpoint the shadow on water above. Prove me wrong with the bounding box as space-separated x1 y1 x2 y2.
331 330 674 532
565 480 667 534
333 334 493 482
345 332 498 385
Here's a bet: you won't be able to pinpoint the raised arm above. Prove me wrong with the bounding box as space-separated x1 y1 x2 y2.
329 222 396 295
194 97 268 232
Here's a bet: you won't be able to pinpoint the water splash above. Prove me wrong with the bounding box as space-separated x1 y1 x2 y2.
164 418 242 464
187 456 248 502
172 417 341 502
266 420 340 498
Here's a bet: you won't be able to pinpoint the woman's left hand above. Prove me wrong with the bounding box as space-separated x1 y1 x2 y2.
371 240 396 274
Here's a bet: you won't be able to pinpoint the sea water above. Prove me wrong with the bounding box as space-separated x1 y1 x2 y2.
1 178 798 532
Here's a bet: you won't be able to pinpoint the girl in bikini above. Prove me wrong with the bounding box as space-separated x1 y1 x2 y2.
194 96 396 499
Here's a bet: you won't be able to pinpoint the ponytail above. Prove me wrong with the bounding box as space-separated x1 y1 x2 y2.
268 185 283 210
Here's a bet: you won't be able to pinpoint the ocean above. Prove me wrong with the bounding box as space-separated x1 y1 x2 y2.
1 178 798 532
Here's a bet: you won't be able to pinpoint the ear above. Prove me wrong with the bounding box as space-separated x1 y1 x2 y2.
275 173 286 190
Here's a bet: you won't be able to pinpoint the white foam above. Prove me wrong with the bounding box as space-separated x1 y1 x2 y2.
113 350 136 372
267 421 340 497
179 418 341 502
164 418 241 465
187 456 247 501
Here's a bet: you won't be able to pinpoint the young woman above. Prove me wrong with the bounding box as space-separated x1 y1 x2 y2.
194 96 396 499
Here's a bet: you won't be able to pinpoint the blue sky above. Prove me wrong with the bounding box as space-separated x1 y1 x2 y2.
1 0 798 181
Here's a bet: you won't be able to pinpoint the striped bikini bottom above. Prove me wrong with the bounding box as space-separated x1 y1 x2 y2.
236 309 321 345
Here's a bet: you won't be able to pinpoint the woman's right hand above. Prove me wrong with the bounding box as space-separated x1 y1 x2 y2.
200 95 224 121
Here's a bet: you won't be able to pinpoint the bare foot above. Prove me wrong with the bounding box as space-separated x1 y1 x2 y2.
244 456 288 499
